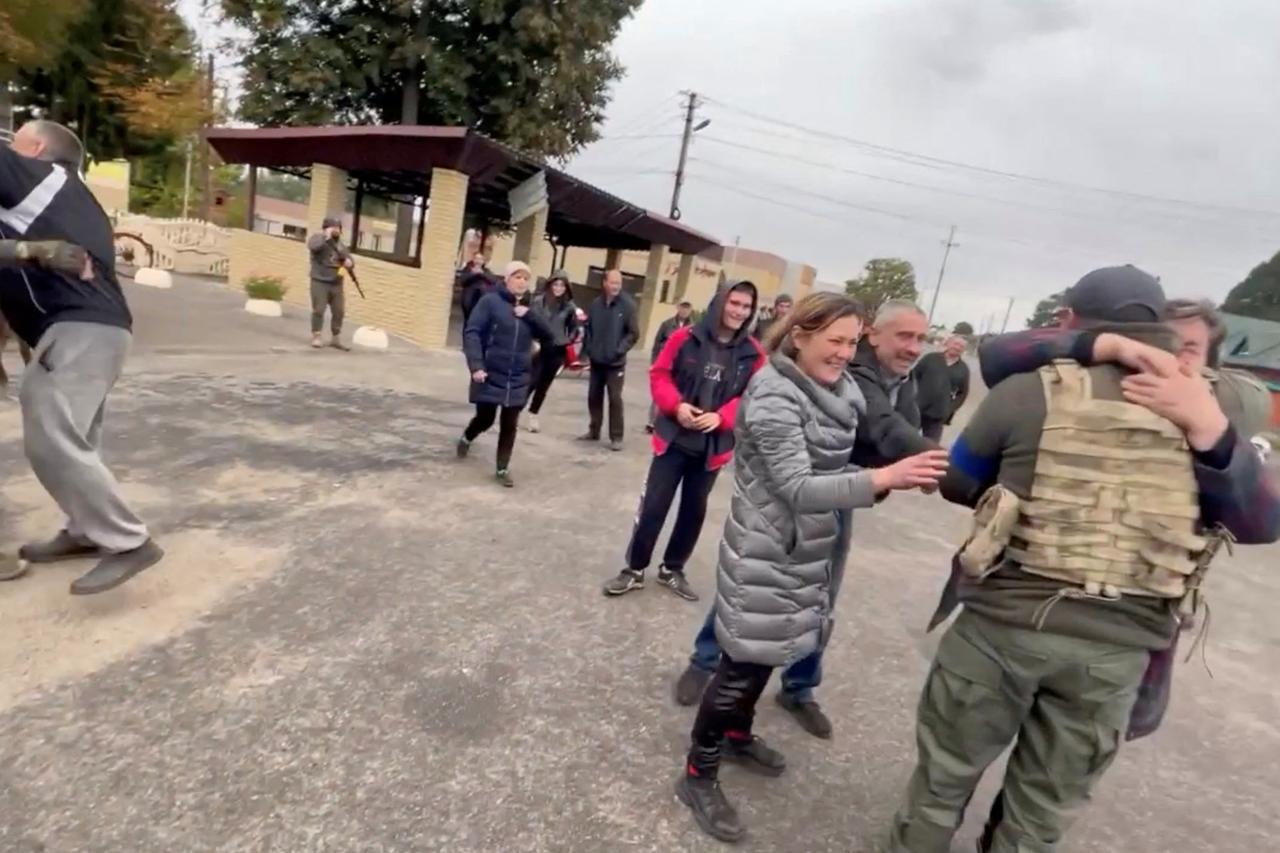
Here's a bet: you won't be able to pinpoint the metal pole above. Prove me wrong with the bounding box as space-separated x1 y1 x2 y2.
926 225 958 325
182 138 193 218
200 52 214 221
669 91 697 221
999 297 1015 333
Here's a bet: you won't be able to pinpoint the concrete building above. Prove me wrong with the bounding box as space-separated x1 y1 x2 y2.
207 125 720 351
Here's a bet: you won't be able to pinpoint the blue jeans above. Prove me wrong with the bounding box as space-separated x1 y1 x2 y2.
689 606 822 703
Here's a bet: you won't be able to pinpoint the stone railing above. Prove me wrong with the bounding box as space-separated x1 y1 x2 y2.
113 214 231 277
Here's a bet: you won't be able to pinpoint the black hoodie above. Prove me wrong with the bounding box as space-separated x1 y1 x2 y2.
650 281 765 466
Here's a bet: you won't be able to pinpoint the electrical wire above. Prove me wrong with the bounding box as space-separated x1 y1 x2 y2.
699 93 1280 220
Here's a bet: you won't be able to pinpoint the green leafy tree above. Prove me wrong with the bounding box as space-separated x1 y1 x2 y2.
844 258 918 316
9 0 205 161
1222 251 1280 322
0 0 90 77
1026 291 1065 328
952 321 974 336
222 0 643 160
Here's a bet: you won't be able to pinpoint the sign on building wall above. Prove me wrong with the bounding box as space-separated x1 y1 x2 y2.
508 171 549 223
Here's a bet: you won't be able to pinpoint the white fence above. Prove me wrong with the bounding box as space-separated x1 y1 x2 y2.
113 215 231 277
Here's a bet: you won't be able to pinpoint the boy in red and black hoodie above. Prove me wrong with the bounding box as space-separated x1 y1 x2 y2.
603 281 765 601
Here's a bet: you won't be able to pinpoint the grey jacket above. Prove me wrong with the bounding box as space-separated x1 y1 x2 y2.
307 233 350 283
714 354 877 667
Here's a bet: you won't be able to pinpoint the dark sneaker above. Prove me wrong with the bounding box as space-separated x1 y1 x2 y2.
0 552 29 582
496 469 514 488
775 692 833 739
577 431 600 442
609 439 624 452
456 437 471 458
722 735 786 777
674 664 712 706
602 569 643 596
330 338 351 351
657 567 698 601
19 530 101 564
675 771 746 844
69 539 164 595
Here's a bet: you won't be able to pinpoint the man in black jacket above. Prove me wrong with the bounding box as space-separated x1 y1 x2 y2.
912 335 971 442
847 299 938 468
579 269 639 450
1 120 163 595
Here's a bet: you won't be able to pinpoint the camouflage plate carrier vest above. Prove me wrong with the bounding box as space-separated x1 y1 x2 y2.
1006 361 1207 599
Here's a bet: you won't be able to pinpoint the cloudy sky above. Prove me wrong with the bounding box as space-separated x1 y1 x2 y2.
564 0 1280 329
185 0 1280 330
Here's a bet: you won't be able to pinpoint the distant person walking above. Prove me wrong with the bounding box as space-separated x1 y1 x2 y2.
580 269 638 451
460 253 496 328
753 292 793 342
307 215 354 350
646 300 694 433
0 120 163 594
912 335 971 442
459 261 554 487
525 270 580 433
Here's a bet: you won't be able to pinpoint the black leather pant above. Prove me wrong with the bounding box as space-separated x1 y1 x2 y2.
687 653 774 778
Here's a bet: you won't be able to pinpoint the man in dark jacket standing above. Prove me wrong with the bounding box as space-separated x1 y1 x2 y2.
603 282 763 601
1 120 163 595
459 255 496 329
646 301 694 433
753 292 793 343
580 269 639 451
912 335 971 441
306 215 354 350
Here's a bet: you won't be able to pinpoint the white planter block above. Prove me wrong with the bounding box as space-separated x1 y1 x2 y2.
134 267 172 289
244 298 283 317
352 326 389 350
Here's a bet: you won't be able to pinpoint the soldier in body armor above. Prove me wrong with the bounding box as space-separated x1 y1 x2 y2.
884 266 1280 853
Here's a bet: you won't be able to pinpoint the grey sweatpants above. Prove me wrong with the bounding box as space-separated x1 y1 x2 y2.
20 322 149 552
310 279 345 335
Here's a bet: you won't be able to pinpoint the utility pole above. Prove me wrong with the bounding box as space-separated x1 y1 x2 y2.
669 91 700 221
926 225 958 325
999 297 1015 333
182 138 193 218
199 52 214 221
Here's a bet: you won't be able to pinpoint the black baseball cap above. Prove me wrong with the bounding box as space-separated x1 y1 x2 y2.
322 215 342 229
1063 265 1165 323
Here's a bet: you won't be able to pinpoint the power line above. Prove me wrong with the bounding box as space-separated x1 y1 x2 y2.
694 135 1273 234
699 93 1280 220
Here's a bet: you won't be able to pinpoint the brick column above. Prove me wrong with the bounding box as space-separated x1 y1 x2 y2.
306 163 348 235
511 205 549 276
417 167 469 348
637 243 671 353
604 247 623 270
674 253 695 302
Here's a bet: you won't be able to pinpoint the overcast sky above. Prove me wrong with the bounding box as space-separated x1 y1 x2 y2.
185 0 1280 330
565 0 1280 329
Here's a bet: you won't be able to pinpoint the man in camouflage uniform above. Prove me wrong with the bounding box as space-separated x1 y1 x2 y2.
885 266 1280 853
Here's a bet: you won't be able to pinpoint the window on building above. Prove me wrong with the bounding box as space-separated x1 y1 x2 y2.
660 279 671 303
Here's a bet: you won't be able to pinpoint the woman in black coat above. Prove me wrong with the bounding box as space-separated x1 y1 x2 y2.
525 269 580 433
458 260 554 487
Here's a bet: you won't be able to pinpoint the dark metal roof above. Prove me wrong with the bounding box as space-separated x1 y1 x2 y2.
205 125 719 255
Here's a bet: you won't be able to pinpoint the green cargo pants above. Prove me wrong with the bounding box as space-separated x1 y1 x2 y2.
885 609 1148 853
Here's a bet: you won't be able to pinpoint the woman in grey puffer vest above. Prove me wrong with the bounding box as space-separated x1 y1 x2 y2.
675 292 950 844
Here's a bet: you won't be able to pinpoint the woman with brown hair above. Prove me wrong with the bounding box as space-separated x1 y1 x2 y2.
674 292 950 842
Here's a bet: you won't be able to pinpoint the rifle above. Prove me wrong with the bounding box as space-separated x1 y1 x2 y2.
345 265 366 299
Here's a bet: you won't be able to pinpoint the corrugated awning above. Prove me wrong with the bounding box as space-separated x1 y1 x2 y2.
205 125 719 255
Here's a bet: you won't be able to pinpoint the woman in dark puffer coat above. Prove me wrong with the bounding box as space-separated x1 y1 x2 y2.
458 260 554 487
